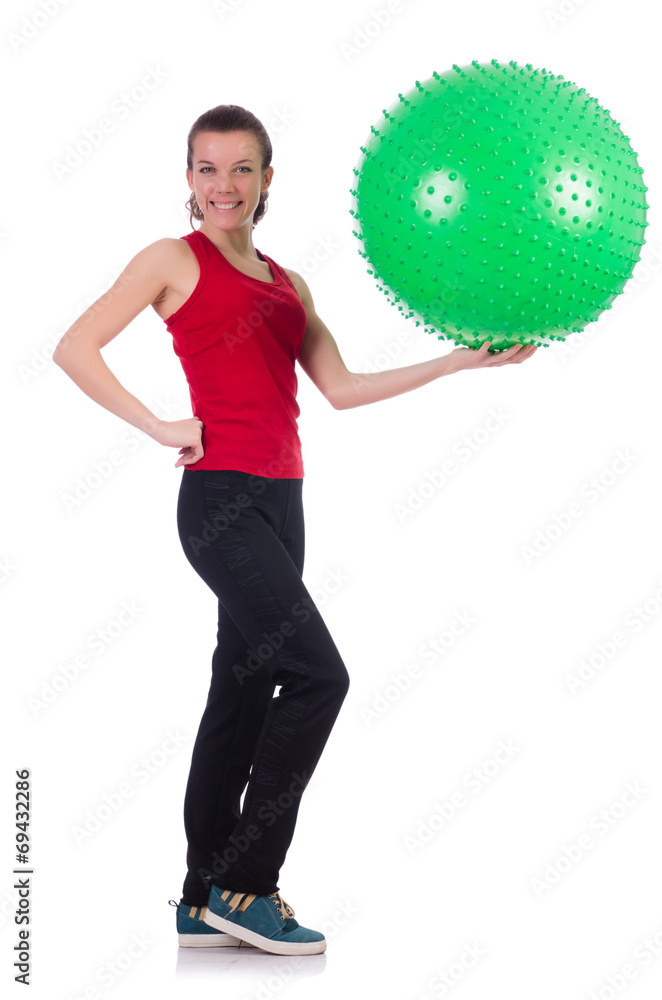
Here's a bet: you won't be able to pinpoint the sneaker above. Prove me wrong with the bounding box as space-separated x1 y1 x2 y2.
169 899 253 947
203 886 326 955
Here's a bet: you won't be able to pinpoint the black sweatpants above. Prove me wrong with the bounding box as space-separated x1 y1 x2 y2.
176 468 350 905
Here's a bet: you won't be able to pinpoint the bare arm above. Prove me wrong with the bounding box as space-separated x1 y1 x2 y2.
288 270 538 410
52 240 205 466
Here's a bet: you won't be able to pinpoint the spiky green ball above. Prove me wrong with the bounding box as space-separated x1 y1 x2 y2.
349 59 648 350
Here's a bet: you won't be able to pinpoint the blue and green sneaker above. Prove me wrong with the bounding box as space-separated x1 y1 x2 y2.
169 899 253 947
203 886 326 955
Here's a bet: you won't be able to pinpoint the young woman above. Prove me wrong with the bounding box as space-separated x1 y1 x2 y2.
53 104 538 957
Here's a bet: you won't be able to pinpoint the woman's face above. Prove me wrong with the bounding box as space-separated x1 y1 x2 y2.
186 130 273 231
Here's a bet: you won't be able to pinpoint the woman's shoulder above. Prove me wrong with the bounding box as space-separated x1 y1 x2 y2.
138 235 191 255
136 235 198 270
280 264 304 293
151 234 196 252
279 266 312 308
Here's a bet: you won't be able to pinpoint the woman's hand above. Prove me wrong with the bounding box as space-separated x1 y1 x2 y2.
449 340 539 371
151 417 205 467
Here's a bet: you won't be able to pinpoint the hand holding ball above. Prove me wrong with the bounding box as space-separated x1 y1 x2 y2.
349 59 648 351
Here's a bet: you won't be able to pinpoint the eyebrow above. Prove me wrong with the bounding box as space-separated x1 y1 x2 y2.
196 158 254 166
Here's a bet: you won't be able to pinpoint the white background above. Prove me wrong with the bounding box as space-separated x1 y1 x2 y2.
2 0 661 997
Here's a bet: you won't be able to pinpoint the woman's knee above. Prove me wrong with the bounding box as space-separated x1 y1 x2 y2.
332 661 350 702
293 656 349 704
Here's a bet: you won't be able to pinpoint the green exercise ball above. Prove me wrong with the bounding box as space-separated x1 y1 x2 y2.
349 59 648 350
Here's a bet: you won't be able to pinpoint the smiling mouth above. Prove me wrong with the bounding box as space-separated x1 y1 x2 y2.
212 201 241 210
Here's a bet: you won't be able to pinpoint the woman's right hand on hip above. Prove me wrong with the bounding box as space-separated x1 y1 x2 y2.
151 416 205 467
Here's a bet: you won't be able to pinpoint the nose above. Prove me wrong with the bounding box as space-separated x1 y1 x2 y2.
213 172 236 193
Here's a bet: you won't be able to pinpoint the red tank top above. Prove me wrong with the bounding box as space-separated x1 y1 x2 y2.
164 229 307 478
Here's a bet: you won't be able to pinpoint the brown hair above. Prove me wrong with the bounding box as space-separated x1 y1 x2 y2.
185 105 272 230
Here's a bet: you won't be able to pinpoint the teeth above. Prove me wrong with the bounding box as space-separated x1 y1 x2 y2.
213 202 239 210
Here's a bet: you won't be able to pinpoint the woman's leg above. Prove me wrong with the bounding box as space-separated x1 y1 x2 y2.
180 604 276 905
177 468 350 901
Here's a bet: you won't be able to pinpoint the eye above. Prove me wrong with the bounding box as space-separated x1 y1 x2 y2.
199 166 252 174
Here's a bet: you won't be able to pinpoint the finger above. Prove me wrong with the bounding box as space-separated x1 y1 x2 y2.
505 344 538 363
493 344 518 357
504 343 532 357
495 348 525 364
488 345 519 362
517 344 539 359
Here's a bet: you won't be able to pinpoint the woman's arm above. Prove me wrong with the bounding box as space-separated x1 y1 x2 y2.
53 240 205 466
289 270 539 410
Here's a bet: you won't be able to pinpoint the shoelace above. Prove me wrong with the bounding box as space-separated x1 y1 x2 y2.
225 890 295 920
270 892 295 920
